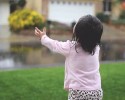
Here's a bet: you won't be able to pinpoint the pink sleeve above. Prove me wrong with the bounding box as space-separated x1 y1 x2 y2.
41 35 71 56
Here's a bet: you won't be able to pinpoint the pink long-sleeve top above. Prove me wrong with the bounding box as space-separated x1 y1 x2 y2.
41 35 102 91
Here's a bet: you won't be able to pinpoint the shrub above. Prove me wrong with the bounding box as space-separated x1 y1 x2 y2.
119 10 125 19
17 0 26 8
112 19 125 25
96 13 110 23
9 0 26 13
8 9 45 32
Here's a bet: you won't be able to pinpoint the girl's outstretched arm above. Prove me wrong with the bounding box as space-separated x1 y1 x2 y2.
35 27 71 56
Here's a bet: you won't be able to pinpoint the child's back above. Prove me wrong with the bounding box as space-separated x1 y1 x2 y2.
64 43 101 90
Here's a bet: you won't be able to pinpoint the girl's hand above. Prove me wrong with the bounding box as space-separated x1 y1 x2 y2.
35 27 46 39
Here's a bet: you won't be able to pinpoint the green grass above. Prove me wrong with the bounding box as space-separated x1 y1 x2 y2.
0 62 125 100
101 62 125 100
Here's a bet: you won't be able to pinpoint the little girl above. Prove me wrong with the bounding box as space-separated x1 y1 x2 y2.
35 15 103 100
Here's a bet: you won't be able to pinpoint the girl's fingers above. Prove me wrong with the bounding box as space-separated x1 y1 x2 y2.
35 27 41 33
35 30 40 36
35 30 37 34
43 27 46 33
35 27 46 39
35 27 46 34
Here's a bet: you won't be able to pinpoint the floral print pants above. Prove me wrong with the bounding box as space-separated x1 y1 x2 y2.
68 89 103 100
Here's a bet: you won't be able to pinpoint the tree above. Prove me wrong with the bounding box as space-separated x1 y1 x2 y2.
9 0 26 13
18 0 26 8
114 0 123 3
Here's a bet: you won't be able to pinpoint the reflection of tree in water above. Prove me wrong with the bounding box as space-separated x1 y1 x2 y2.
10 42 41 64
9 41 64 65
10 44 29 64
101 41 125 61
101 42 111 60
46 20 52 37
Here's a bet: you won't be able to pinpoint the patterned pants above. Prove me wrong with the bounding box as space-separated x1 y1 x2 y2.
68 89 103 100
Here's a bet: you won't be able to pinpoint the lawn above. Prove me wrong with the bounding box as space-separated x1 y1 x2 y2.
0 62 125 100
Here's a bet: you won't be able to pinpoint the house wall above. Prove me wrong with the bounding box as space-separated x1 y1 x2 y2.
42 0 49 19
95 1 103 14
25 0 42 14
111 0 123 20
0 0 10 25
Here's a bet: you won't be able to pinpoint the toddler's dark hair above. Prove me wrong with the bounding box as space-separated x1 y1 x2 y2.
72 15 103 55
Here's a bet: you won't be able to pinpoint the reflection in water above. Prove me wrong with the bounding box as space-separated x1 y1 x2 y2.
101 41 125 61
0 58 15 68
0 40 125 69
0 41 10 52
10 41 65 64
0 41 65 69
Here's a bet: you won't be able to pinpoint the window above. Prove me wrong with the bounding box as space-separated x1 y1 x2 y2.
103 0 112 12
84 2 87 5
68 1 71 5
73 2 77 5
88 2 93 6
79 2 82 5
62 1 65 4
51 0 54 4
56 1 60 4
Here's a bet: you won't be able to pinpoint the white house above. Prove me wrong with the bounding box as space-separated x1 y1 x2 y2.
0 0 10 38
0 0 10 26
